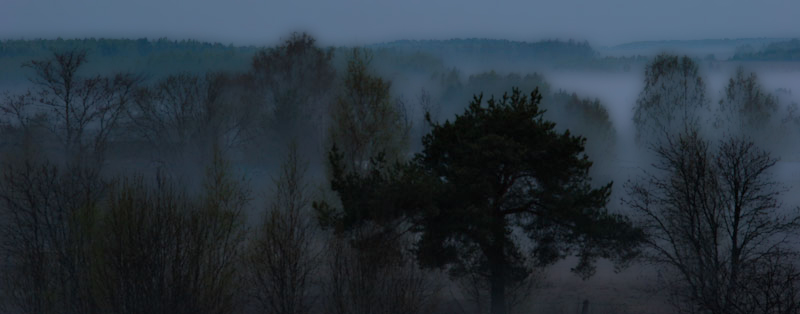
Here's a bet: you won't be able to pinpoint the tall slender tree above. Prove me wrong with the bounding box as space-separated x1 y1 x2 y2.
246 143 319 314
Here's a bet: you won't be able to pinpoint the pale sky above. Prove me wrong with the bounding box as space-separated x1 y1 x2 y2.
1 0 798 47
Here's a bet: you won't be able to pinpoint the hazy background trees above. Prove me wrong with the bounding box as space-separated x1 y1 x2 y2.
712 67 800 156
248 32 336 157
327 47 410 174
633 54 709 145
545 90 616 160
127 72 248 169
716 67 779 135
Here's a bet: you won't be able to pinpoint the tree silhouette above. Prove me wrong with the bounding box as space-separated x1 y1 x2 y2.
715 67 779 139
327 47 410 174
625 131 800 314
22 50 138 162
249 32 335 143
246 143 319 314
633 54 708 145
319 88 642 314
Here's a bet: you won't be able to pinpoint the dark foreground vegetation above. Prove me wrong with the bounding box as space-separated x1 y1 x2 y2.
2 33 800 314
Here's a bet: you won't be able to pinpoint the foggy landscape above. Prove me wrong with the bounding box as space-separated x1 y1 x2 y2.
3 1 800 314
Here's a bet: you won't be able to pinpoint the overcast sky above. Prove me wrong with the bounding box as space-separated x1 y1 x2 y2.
2 0 798 47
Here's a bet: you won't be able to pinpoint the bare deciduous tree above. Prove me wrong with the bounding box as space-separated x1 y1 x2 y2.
128 72 246 161
245 143 319 314
625 131 800 314
21 50 138 162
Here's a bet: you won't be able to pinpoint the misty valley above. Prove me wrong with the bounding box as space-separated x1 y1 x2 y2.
2 34 800 314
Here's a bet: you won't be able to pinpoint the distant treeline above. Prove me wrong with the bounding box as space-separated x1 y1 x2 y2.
612 38 787 50
369 38 596 62
0 38 261 82
733 39 800 61
370 38 656 71
0 37 599 61
0 37 259 57
0 38 647 83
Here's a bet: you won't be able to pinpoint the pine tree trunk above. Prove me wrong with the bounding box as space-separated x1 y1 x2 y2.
490 267 506 314
489 224 506 314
